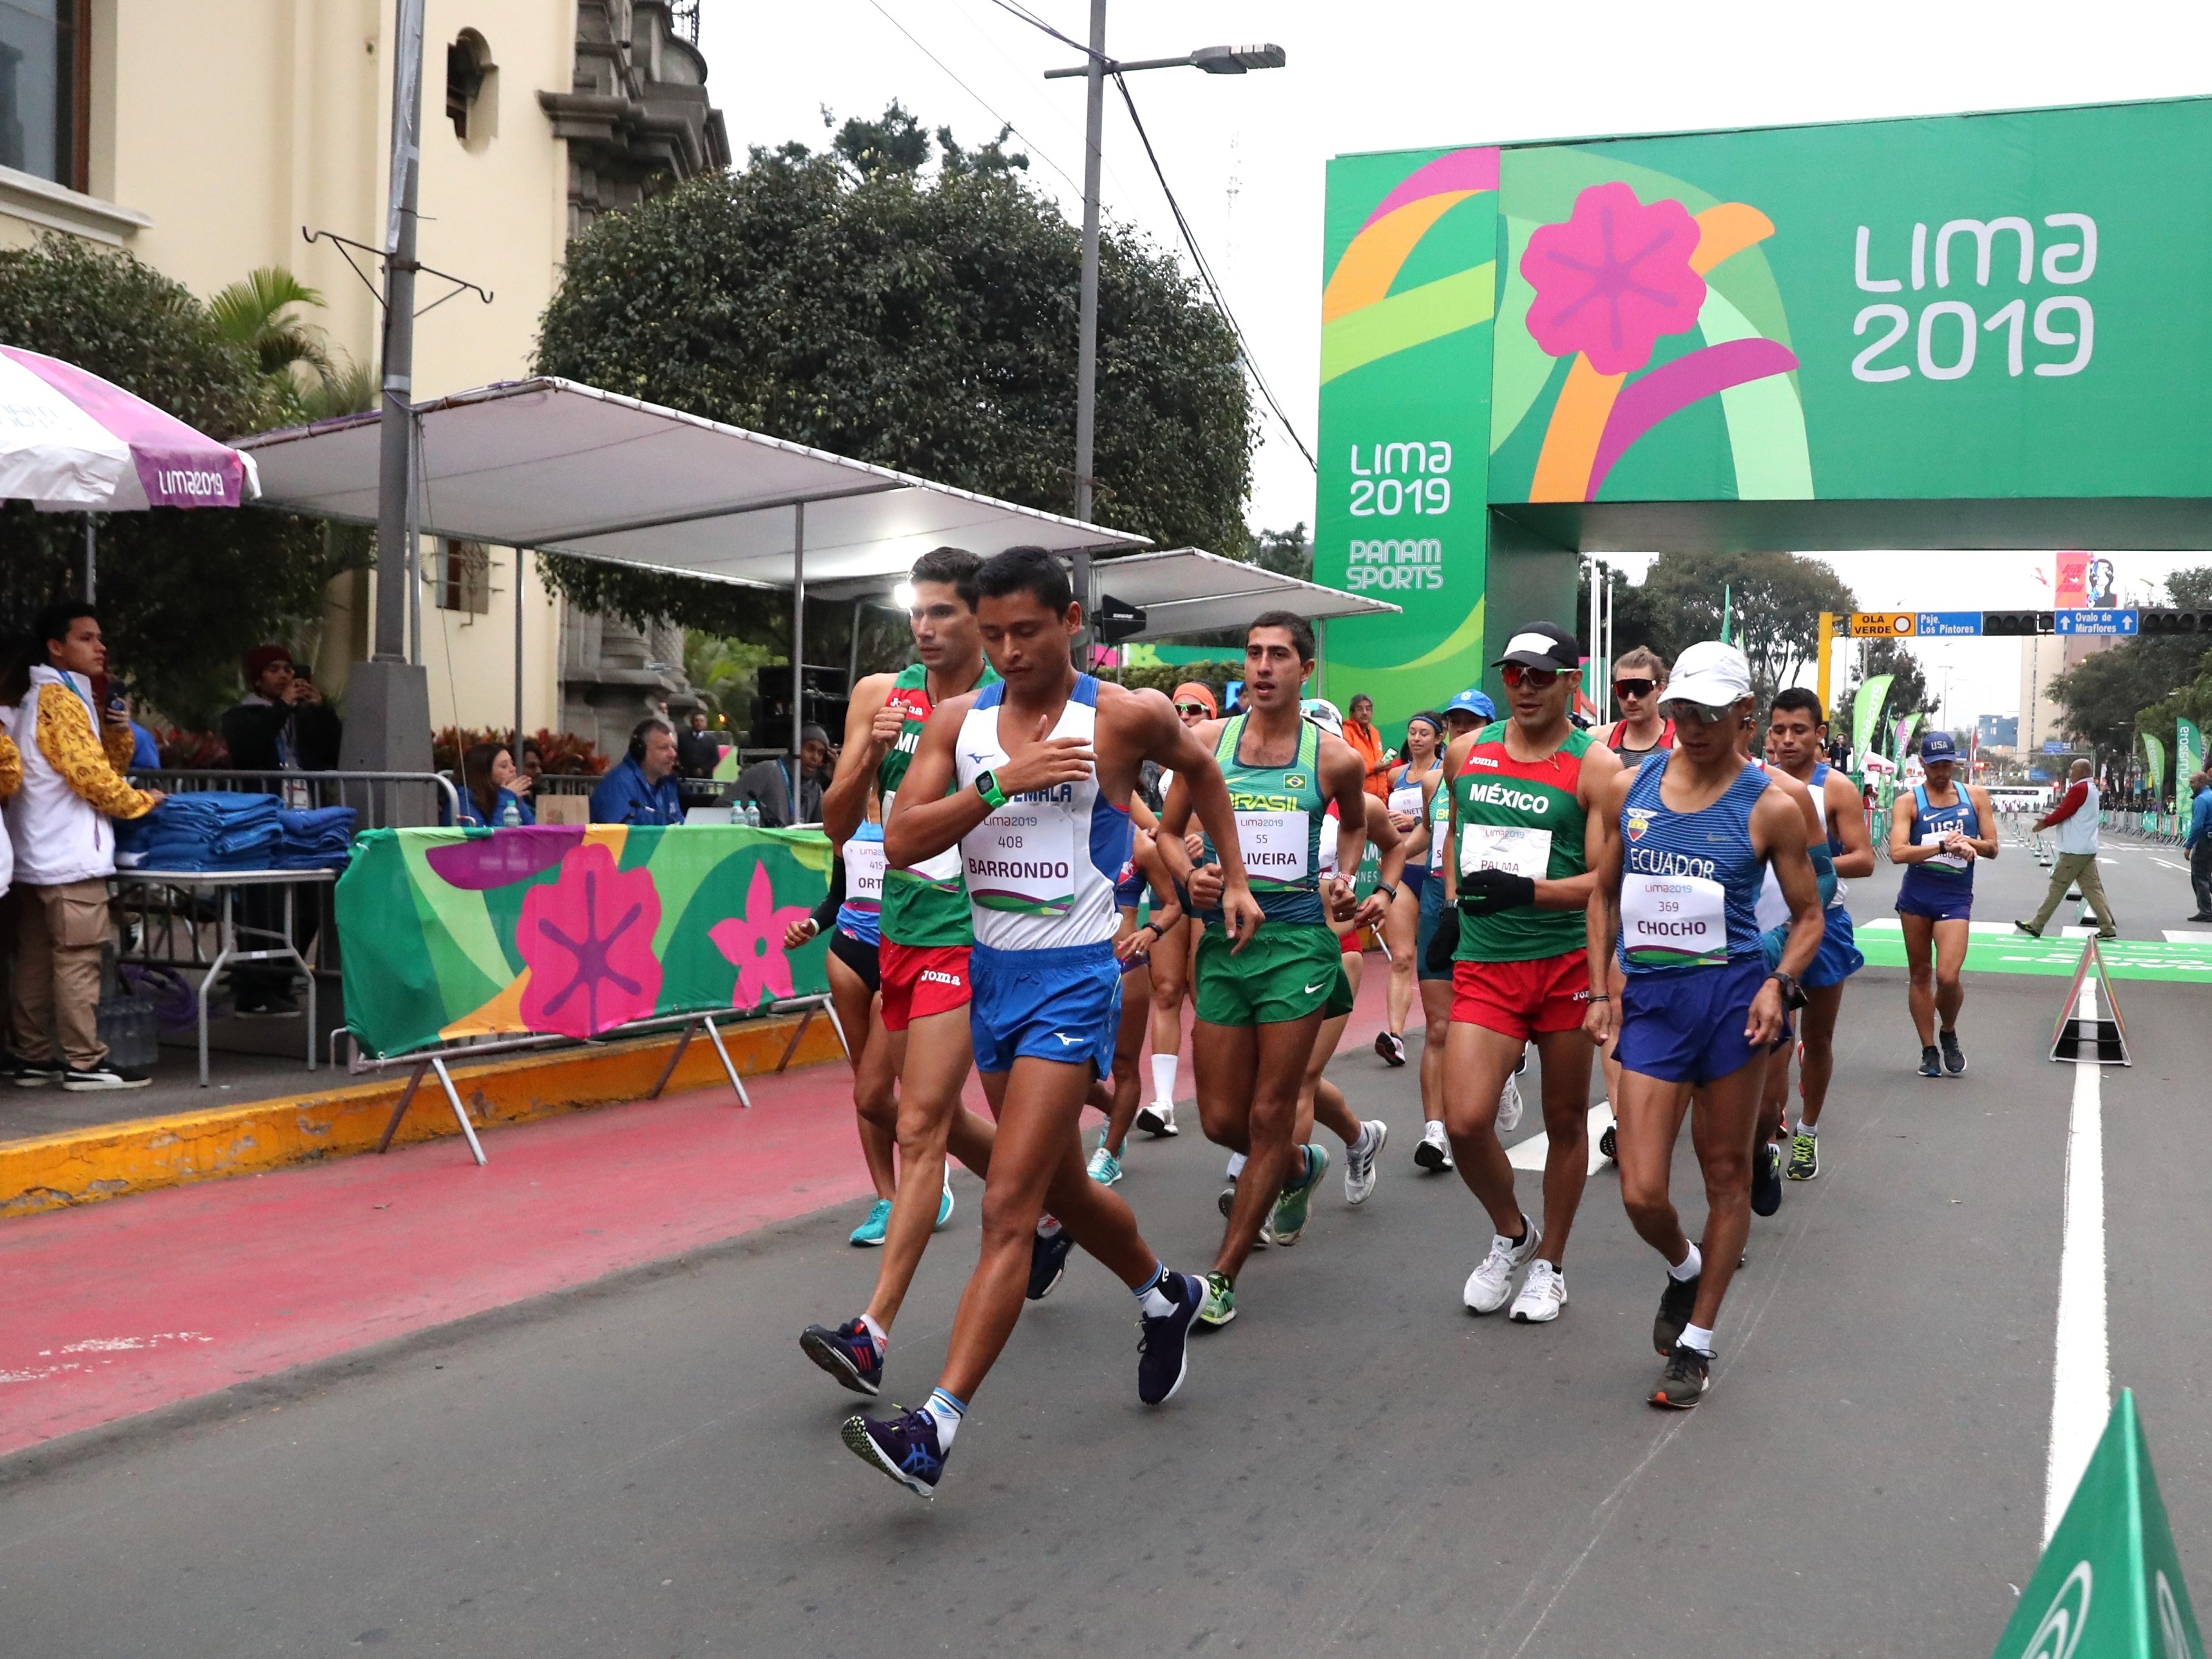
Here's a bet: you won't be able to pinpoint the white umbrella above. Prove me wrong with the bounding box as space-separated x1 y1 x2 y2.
0 345 259 511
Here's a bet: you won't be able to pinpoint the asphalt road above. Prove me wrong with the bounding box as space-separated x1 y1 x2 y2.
4 833 2207 1658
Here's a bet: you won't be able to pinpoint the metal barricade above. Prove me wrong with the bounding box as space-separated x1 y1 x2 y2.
136 768 461 829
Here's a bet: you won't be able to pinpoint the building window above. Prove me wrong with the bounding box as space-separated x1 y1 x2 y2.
437 539 491 615
445 29 496 148
0 0 86 190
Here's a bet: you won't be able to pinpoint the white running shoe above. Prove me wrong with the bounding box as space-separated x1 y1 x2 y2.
1495 1074 1524 1135
1343 1119 1388 1205
1414 1121 1454 1172
1462 1216 1542 1315
1135 1100 1180 1137
1508 1259 1567 1323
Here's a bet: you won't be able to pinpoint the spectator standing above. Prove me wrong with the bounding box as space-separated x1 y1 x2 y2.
2014 759 2118 940
590 717 685 825
2185 770 2212 922
221 646 342 773
2 602 164 1088
450 743 535 827
677 709 723 779
1342 693 1393 801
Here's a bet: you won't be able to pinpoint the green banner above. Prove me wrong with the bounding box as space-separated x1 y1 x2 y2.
1850 675 1894 760
2142 732 2168 801
2177 718 2204 812
335 824 833 1059
1991 1391 2202 1659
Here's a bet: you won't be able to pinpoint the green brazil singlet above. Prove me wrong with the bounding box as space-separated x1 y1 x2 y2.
1198 714 1327 927
1450 723 1593 964
877 658 998 948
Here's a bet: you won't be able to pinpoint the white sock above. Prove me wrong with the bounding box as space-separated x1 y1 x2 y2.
1424 1119 1449 1143
1133 1263 1179 1318
924 1386 965 1447
1226 1151 1247 1178
1035 1214 1063 1239
1679 1323 1716 1356
1800 1120 1819 1138
1668 1242 1703 1282
1350 1120 1377 1155
1150 1054 1178 1106
860 1312 888 1352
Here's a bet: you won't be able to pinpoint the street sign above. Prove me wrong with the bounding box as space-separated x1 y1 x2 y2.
2055 608 2140 636
2043 740 2070 754
1989 1391 2202 1659
1916 611 1984 637
1849 611 1915 638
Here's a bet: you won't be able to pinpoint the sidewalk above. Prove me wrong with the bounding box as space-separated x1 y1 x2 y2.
1 956 1396 1461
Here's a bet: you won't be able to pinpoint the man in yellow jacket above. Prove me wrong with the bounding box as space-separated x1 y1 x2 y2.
4 602 164 1090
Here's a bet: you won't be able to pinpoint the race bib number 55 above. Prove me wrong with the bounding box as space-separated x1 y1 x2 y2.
1234 810 1310 886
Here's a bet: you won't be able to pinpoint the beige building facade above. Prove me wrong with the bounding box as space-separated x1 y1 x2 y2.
0 1 725 751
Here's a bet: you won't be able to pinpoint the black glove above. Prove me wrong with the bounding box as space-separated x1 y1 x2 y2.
1424 907 1460 974
1457 867 1537 915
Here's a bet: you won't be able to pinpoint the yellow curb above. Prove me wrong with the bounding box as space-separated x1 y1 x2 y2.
0 1013 847 1220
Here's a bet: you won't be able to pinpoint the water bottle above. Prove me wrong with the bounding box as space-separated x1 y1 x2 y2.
499 797 522 827
743 798 761 829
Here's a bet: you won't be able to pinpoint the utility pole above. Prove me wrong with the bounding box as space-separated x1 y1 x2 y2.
341 0 434 778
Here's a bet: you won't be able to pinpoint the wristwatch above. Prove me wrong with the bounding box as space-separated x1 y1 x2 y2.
1765 969 1807 1010
975 768 1007 809
1372 881 1397 903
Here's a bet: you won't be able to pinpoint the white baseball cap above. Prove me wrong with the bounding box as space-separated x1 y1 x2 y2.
1300 697 1344 737
1663 641 1753 708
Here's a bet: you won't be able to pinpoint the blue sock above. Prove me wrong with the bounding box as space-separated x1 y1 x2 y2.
923 1386 966 1449
1133 1263 1178 1318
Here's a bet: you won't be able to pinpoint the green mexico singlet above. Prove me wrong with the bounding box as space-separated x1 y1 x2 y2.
1450 722 1593 962
1200 714 1327 927
877 658 998 948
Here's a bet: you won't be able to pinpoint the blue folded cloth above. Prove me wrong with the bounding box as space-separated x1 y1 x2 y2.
273 805 357 869
115 791 304 872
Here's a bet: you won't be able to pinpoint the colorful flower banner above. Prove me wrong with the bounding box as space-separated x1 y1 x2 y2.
335 825 832 1059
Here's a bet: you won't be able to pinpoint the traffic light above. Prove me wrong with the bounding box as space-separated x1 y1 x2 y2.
1983 611 2054 635
2137 609 2212 635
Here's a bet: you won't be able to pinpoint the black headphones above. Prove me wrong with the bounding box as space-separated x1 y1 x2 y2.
629 717 671 763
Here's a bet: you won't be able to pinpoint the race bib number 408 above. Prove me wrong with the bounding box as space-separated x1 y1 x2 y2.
1620 873 1728 969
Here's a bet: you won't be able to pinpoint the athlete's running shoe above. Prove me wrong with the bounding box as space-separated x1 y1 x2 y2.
1087 1143 1124 1186
1649 1343 1713 1409
1195 1269 1236 1330
1496 1074 1524 1136
1344 1119 1387 1205
1939 1029 1967 1077
801 1318 883 1396
1464 1216 1541 1315
1217 1175 1237 1218
1654 1270 1701 1357
1509 1259 1567 1323
1135 1100 1180 1138
1374 1030 1407 1068
1786 1129 1820 1181
1414 1121 1454 1172
1918 1045 1943 1079
1270 1144 1329 1245
1136 1271 1204 1404
841 1405 946 1497
1750 1139 1784 1217
936 1177 955 1229
1027 1225 1074 1300
849 1198 892 1247
1598 1117 1618 1162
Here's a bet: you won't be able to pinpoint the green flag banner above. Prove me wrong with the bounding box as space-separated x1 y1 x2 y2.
1852 674 1894 762
335 824 834 1059
2143 732 2168 803
2177 719 2205 813
1991 1390 2202 1659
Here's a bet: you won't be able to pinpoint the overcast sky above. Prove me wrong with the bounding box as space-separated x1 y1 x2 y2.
697 1 2212 720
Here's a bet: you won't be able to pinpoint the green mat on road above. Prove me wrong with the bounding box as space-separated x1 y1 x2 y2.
1854 922 2212 983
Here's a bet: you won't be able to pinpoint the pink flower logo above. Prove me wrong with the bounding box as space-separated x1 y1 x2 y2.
1522 183 1706 375
516 843 663 1038
709 861 815 1009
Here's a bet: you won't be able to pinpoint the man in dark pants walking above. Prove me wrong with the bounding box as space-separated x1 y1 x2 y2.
2186 771 2212 921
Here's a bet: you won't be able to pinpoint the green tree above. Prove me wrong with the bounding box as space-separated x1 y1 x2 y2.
533 108 1254 636
0 236 367 725
1834 638 1930 745
2051 567 2212 759
1622 551 1856 702
1247 522 1312 582
208 265 375 426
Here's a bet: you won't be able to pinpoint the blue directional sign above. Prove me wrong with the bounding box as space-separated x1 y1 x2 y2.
2055 608 2139 635
1916 612 1984 637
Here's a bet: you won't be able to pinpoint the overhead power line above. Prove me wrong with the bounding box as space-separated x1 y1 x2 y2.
861 0 1082 195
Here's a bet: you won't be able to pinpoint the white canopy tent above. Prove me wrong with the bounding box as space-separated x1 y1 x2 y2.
239 377 1151 758
1073 547 1400 642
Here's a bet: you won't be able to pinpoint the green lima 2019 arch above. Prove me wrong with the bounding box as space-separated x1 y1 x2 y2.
1313 95 2212 728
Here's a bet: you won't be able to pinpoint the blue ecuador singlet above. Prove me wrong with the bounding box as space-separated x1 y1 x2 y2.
1617 754 1770 974
1897 782 1980 907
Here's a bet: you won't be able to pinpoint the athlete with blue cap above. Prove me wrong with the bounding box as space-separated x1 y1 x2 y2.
1888 729 1997 1079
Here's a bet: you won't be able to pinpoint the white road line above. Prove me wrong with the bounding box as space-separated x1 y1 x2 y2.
2164 929 2212 944
2044 976 2110 1543
1506 1105 1613 1175
2152 858 2191 874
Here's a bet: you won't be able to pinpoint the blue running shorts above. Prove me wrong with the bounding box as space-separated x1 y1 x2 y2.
1759 906 1864 990
1895 887 1973 923
1617 955 1773 1086
1414 876 1453 984
969 940 1121 1079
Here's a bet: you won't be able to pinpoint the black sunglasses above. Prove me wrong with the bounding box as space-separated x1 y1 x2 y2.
1613 678 1657 697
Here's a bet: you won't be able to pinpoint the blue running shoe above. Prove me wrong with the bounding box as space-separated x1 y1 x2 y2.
800 1318 883 1396
936 1175 955 1231
849 1198 892 1247
841 1405 945 1498
1137 1271 1204 1405
1027 1224 1074 1300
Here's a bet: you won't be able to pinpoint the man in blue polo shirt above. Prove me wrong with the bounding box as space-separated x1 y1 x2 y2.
590 717 686 825
2186 770 2212 922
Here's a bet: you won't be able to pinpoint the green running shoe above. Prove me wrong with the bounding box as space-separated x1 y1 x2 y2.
1786 1130 1820 1181
1195 1270 1236 1330
849 1198 892 1247
1087 1143 1124 1186
1269 1143 1329 1245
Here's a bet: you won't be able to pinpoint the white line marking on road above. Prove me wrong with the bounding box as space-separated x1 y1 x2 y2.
2164 929 2212 944
2152 858 2191 874
2045 976 2110 1543
1506 1105 1613 1175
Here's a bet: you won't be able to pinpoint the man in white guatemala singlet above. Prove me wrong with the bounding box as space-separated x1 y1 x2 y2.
841 546 1263 1499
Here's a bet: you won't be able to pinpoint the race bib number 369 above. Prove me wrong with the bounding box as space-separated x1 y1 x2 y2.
1620 873 1728 969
